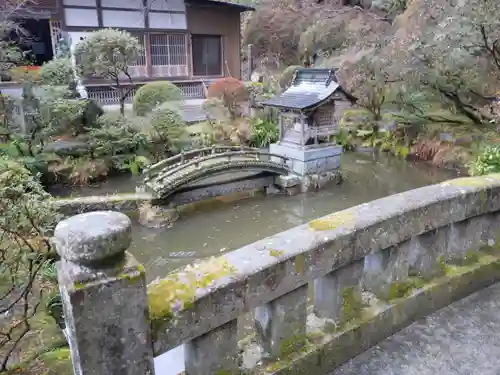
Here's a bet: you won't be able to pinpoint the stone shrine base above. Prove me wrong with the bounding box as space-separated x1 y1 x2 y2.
269 142 343 193
272 171 342 195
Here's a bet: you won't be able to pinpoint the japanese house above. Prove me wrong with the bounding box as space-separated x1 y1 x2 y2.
0 0 254 101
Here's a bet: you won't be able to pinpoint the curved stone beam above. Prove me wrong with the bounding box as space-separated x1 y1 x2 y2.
149 160 290 199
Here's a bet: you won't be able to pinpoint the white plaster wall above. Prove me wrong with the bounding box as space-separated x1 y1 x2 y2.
101 0 142 9
64 8 99 27
149 12 187 29
63 0 96 6
149 0 185 12
102 10 145 28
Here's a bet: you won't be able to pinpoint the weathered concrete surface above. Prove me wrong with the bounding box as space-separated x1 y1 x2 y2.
55 211 154 375
149 174 500 355
332 282 500 375
52 192 153 217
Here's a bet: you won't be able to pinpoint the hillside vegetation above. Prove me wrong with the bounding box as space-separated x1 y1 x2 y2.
242 0 500 171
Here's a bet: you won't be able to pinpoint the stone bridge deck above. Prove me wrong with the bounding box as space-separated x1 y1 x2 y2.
333 282 500 375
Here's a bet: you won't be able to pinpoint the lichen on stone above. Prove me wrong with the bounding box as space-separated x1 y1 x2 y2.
443 174 500 188
308 210 355 231
269 249 285 257
147 256 236 327
279 334 307 358
385 276 427 303
295 253 306 275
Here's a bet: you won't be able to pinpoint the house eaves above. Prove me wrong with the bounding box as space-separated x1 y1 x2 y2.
185 0 255 12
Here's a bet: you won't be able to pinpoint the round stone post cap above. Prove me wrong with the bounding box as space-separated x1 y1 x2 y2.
54 211 132 265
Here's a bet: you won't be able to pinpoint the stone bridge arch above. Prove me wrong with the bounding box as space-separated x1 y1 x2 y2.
143 146 291 200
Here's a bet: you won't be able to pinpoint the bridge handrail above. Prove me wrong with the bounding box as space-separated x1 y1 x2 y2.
149 150 289 185
151 160 290 199
147 174 500 352
54 174 500 375
144 146 264 178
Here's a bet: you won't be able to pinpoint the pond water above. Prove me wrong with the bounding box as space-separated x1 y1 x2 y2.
52 152 459 281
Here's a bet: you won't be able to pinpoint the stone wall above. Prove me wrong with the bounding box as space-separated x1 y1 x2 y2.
55 174 500 375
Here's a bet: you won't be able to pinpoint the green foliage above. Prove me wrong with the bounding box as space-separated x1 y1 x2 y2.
346 55 393 121
331 130 356 151
133 81 182 116
371 0 407 15
89 112 150 174
403 0 500 125
469 145 500 176
249 117 278 148
279 65 301 89
74 29 141 114
0 156 60 371
150 103 187 154
74 29 141 80
39 58 74 86
91 112 149 157
41 99 86 136
299 19 347 56
38 85 77 101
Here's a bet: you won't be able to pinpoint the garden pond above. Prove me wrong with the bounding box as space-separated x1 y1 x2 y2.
50 152 459 281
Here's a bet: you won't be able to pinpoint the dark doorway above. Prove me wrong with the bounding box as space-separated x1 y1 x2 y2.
13 18 54 66
191 34 222 76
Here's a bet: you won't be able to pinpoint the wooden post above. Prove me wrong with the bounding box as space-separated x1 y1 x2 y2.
144 32 152 78
278 114 283 143
300 114 306 146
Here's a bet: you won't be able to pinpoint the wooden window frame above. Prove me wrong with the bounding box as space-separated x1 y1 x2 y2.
190 34 224 78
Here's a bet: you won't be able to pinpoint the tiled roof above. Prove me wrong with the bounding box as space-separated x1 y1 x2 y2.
260 68 340 110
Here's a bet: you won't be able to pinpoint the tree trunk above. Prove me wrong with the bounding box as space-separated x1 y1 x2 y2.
119 98 125 115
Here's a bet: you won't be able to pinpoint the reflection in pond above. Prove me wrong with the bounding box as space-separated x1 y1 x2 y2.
52 152 459 280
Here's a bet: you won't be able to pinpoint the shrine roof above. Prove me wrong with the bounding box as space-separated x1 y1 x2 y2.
260 68 346 110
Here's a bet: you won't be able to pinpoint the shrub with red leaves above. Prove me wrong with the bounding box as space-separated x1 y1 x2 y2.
207 77 250 118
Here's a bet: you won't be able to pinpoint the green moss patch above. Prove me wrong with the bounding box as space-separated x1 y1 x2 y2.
269 249 285 258
386 277 426 302
444 174 500 188
340 287 363 324
256 253 500 375
308 210 355 231
147 256 236 330
7 348 72 375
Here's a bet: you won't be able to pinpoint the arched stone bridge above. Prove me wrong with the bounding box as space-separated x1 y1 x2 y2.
54 174 500 375
143 146 290 200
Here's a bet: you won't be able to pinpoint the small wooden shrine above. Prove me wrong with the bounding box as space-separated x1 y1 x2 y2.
261 68 357 146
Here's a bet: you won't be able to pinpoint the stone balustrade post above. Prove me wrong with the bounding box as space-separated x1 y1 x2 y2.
54 211 155 375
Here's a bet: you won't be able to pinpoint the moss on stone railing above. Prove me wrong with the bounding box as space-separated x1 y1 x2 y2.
54 173 500 375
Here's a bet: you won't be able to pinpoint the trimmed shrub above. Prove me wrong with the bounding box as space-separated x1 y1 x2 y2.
39 58 74 85
207 77 249 118
8 66 41 83
207 77 249 104
82 99 104 129
279 65 301 89
150 103 187 154
41 98 103 135
133 81 182 116
92 112 148 157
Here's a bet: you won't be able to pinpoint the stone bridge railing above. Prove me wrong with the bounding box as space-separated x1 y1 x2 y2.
144 146 275 180
55 174 500 375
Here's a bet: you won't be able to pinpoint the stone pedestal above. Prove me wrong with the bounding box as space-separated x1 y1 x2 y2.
270 142 343 193
54 211 155 375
